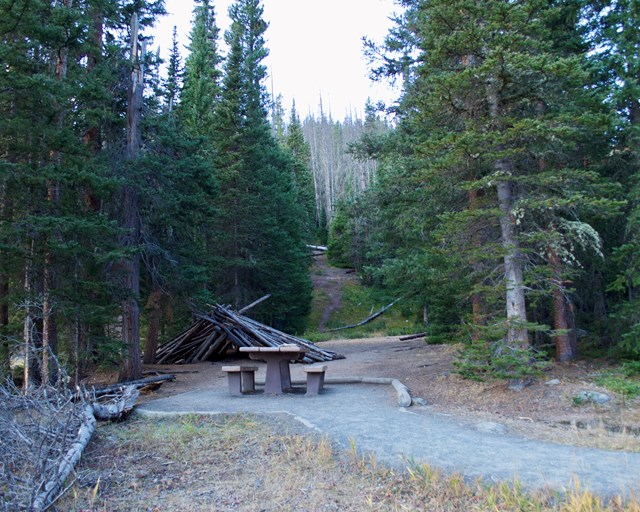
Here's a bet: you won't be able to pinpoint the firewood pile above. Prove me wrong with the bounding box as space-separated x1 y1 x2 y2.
155 304 344 364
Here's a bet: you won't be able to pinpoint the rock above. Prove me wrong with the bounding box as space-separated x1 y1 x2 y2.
476 422 508 435
575 390 611 405
545 379 561 386
508 378 533 392
412 397 428 407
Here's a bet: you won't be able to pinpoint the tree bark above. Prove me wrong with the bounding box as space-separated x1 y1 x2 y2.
119 13 144 381
23 240 39 389
143 290 163 364
548 247 577 361
496 179 529 347
487 71 529 348
0 182 9 374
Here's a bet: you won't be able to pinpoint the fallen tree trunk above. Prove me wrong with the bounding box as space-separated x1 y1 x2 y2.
91 385 139 421
399 332 427 341
32 385 141 511
31 404 96 512
326 298 402 332
89 374 174 397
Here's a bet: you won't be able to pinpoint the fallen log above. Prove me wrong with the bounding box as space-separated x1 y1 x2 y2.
326 297 402 332
31 404 97 512
89 374 175 397
399 332 427 341
91 385 139 421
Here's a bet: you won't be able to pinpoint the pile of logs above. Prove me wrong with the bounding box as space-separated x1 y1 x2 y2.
155 304 344 364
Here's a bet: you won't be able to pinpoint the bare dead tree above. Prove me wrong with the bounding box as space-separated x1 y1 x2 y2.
0 348 139 511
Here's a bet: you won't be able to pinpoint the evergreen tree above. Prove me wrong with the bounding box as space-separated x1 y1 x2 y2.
180 0 222 136
164 26 182 113
366 0 615 372
210 0 311 331
286 102 317 239
586 0 640 356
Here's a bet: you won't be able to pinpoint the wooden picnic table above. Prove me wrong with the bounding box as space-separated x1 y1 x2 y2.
239 344 307 394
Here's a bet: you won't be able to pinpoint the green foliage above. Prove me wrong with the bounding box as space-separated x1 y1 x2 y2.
327 202 353 268
594 375 640 399
455 337 551 381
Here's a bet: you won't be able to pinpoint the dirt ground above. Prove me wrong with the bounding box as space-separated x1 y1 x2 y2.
133 256 639 452
140 335 640 453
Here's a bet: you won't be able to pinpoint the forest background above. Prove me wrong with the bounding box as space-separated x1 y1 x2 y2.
0 0 638 385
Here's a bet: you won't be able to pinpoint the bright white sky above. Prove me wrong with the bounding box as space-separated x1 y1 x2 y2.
154 0 400 119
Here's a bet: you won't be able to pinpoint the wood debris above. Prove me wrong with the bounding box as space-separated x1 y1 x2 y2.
155 304 344 364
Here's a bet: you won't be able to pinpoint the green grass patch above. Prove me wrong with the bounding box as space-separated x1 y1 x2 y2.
306 281 422 339
594 375 640 399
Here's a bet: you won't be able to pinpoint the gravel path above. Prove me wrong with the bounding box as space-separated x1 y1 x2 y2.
137 380 640 498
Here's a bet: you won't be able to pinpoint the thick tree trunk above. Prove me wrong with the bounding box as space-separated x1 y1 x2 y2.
496 178 529 347
548 247 577 361
487 72 529 348
120 185 142 381
42 2 71 384
119 13 144 381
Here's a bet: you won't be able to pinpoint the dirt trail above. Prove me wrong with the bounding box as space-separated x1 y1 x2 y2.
310 254 357 331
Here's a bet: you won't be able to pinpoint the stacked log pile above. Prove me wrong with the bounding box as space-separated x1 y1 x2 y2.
155 304 344 364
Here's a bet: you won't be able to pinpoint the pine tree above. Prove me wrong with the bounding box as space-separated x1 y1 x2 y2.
209 0 311 331
164 26 182 113
180 0 222 136
367 0 615 371
286 102 316 239
587 0 640 356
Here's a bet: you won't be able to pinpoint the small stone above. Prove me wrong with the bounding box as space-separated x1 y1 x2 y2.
508 378 533 392
476 422 508 435
412 397 428 406
545 379 561 386
576 390 611 404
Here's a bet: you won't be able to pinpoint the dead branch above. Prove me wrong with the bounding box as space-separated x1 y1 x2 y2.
238 294 272 314
326 297 403 332
31 404 96 512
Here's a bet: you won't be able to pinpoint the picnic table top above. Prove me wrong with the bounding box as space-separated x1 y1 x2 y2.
238 344 307 354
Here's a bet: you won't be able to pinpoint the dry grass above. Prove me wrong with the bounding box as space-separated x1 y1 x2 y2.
59 414 640 512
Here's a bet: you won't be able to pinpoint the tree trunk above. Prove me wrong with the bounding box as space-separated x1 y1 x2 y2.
119 13 144 381
548 247 577 361
487 72 529 348
143 290 163 364
468 189 487 338
497 178 529 347
23 240 39 389
42 0 72 384
0 182 8 375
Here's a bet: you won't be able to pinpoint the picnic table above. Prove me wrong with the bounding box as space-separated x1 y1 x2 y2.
239 344 307 394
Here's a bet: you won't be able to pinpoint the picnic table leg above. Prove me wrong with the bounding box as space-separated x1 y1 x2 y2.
279 360 292 391
264 358 285 394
